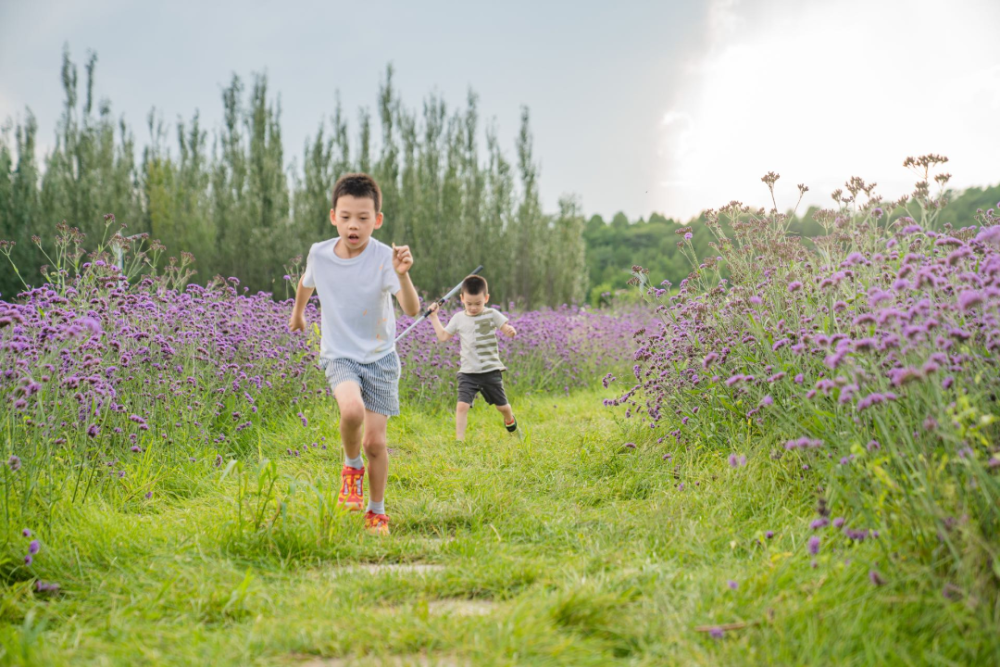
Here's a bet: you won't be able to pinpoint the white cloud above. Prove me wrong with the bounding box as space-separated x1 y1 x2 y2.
660 111 692 127
657 0 1000 220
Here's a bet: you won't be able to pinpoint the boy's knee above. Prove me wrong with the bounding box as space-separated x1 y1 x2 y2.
456 402 471 414
362 437 386 457
339 401 365 427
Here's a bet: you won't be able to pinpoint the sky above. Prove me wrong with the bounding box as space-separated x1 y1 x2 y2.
1 0 998 222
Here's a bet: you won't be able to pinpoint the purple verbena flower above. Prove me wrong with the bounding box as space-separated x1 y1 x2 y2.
785 437 823 450
958 290 983 312
35 581 60 593
888 367 922 387
974 225 1000 247
857 392 889 411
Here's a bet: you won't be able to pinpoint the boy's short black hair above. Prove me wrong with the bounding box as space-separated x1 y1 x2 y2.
462 275 488 296
332 173 382 213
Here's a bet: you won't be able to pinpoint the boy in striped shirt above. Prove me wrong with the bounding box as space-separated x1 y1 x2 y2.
427 275 518 441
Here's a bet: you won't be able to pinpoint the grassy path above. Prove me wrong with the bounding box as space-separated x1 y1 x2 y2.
1 391 994 666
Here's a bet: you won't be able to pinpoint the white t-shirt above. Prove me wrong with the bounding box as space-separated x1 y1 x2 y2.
301 237 401 364
444 308 509 374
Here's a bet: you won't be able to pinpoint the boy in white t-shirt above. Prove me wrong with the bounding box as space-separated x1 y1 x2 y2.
289 173 420 536
427 275 518 441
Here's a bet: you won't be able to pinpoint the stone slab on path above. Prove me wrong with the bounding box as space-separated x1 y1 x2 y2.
324 563 447 577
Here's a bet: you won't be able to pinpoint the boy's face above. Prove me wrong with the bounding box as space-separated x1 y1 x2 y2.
461 291 488 316
330 195 383 252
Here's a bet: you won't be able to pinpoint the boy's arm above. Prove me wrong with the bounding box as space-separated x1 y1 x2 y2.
395 272 420 317
289 277 315 332
427 303 453 342
392 244 420 317
495 310 516 338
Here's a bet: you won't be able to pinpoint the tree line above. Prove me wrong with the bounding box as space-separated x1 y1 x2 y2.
0 50 586 307
3 50 996 307
583 183 1000 304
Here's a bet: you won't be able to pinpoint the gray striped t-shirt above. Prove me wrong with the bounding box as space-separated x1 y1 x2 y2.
444 308 508 374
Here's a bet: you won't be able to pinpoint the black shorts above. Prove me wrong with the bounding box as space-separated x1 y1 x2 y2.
457 370 508 407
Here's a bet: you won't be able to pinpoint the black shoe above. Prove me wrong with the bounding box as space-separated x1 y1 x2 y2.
505 417 517 433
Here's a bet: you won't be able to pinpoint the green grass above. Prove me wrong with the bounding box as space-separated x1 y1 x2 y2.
2 391 998 666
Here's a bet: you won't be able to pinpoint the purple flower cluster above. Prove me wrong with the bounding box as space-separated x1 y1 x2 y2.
614 176 1000 577
618 216 999 439
17 528 40 566
1 267 329 472
785 438 823 450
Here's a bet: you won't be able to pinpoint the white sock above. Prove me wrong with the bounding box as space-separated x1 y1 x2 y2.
345 454 364 470
367 499 385 515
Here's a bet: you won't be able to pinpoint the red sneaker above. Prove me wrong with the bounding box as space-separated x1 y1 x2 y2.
338 465 364 511
364 511 390 536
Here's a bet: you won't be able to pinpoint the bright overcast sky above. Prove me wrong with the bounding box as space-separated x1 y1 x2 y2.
1 0 998 221
660 0 1000 220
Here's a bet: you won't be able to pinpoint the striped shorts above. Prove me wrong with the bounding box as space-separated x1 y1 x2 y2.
319 352 401 417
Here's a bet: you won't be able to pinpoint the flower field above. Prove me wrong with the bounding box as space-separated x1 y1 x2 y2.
614 161 1000 595
1 159 999 664
0 222 642 520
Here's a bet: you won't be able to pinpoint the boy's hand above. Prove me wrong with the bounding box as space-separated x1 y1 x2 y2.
501 323 517 338
289 312 307 332
391 243 413 275
427 302 440 318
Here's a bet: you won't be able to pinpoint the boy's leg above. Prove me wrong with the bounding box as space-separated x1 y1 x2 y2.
483 371 516 432
456 402 471 441
334 382 366 460
333 381 367 510
455 372 479 441
354 351 399 535
362 410 391 536
496 403 515 425
362 410 389 507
